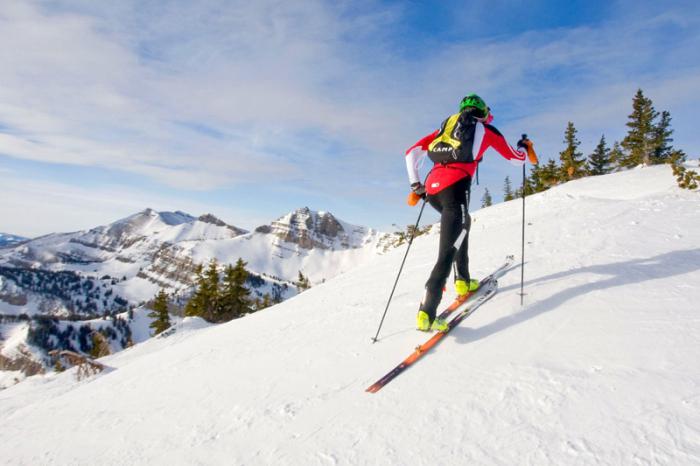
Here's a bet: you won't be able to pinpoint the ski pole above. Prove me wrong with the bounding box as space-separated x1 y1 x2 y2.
520 160 526 306
517 133 540 305
371 199 427 343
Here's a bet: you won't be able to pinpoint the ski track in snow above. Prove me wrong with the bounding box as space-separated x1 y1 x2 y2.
1 165 699 465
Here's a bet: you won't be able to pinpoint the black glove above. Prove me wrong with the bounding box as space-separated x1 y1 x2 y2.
517 134 529 149
411 182 426 199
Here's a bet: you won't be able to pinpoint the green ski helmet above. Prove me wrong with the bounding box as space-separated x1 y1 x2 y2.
459 94 488 117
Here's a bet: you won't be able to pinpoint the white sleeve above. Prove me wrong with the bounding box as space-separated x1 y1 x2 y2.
405 147 425 185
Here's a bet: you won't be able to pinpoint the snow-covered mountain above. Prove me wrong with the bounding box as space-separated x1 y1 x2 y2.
186 207 392 287
1 164 698 464
0 233 28 249
0 207 389 316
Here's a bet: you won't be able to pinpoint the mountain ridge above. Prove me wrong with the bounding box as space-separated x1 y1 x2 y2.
0 206 395 315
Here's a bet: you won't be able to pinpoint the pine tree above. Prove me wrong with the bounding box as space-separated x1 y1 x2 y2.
89 332 111 358
184 259 220 321
588 135 613 175
217 259 251 322
503 176 514 201
528 164 546 193
148 289 171 335
559 122 586 180
184 264 205 318
481 188 493 207
522 173 535 196
203 259 220 319
536 159 560 191
621 89 658 167
296 271 311 292
651 110 675 164
609 141 624 170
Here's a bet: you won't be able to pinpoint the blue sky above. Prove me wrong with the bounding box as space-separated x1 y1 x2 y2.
1 0 699 237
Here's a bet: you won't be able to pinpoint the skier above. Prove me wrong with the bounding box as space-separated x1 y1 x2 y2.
404 94 538 331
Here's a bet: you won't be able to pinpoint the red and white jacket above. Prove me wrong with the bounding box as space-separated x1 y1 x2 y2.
405 121 527 195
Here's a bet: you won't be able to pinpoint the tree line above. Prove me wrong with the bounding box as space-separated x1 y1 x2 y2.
0 266 129 317
481 89 696 207
148 258 313 335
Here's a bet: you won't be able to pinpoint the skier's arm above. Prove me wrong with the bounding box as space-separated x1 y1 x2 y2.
478 123 528 165
404 130 438 184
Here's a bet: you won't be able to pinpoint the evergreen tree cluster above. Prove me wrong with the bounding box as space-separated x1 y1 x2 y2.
619 90 685 167
184 259 256 323
0 266 130 317
390 224 431 248
498 89 689 201
261 281 288 305
26 314 132 365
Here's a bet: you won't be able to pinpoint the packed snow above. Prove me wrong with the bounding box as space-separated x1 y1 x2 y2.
1 165 698 465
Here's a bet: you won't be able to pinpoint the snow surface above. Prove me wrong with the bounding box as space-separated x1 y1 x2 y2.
0 369 24 390
0 321 29 359
1 165 699 465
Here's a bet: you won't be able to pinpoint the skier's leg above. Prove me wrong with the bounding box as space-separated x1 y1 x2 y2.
421 184 463 321
454 180 472 283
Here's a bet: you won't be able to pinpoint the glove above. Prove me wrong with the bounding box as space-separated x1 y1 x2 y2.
518 134 539 164
407 182 426 206
517 135 528 150
410 182 426 197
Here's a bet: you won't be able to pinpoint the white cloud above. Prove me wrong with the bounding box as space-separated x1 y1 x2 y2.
0 0 699 234
0 0 421 193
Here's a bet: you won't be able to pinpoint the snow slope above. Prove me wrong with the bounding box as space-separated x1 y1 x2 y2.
1 165 699 465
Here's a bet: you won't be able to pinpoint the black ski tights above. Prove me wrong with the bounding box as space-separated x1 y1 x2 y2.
421 176 472 321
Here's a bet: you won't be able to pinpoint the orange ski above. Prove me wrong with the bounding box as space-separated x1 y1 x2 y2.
366 279 498 393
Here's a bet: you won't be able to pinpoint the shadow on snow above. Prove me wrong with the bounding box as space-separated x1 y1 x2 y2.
452 248 700 344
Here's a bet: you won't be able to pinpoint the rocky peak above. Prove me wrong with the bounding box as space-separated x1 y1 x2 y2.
197 214 247 236
256 207 362 250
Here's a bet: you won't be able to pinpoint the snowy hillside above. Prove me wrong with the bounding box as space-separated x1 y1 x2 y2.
0 209 248 307
0 233 28 248
1 165 699 465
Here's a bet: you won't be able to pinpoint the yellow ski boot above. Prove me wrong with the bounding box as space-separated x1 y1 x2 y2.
416 310 431 331
430 317 448 332
455 278 480 297
417 311 448 332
